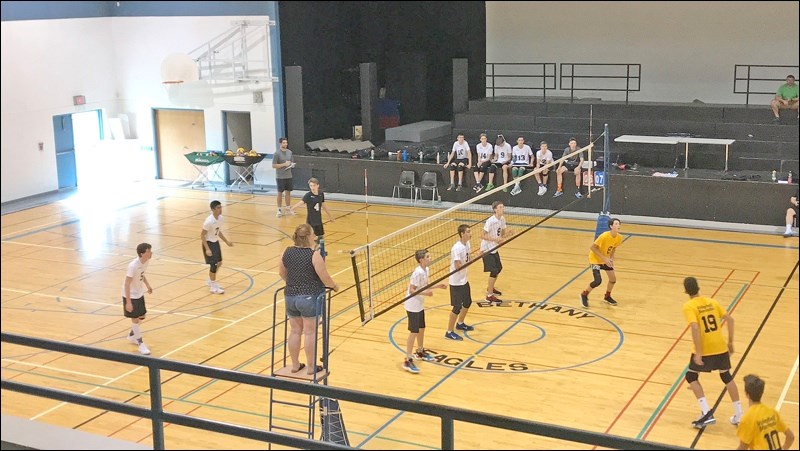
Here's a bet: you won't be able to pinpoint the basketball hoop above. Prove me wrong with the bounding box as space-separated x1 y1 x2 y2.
160 53 199 85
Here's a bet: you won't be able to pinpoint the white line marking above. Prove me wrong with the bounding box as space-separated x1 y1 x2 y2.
30 299 279 420
776 355 799 412
2 359 113 381
2 288 234 323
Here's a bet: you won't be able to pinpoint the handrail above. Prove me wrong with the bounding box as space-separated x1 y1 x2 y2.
485 63 557 101
559 63 641 104
1 332 685 450
733 64 800 107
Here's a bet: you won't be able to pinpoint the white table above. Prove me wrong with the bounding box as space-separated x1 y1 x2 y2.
614 135 735 171
677 137 735 171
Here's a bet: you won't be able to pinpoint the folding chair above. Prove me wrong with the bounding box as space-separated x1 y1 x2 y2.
418 171 440 202
392 170 417 203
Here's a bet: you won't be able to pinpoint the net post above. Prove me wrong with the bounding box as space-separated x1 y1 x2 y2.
602 123 611 215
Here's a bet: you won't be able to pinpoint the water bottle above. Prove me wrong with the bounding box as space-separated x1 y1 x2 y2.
419 150 424 163
402 149 408 161
772 170 777 182
370 148 375 160
789 171 794 184
436 151 440 165
396 151 401 161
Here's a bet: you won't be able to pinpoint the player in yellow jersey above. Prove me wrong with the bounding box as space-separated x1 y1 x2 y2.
736 374 794 450
681 277 744 429
580 218 622 307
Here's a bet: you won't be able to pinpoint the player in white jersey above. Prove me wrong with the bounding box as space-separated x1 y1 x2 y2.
472 134 497 193
492 135 513 191
534 141 554 196
443 133 472 191
481 201 514 303
510 136 534 196
403 249 447 373
445 225 475 340
122 243 154 355
201 200 234 294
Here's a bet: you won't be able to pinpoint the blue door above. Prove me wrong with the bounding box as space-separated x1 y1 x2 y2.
53 114 77 189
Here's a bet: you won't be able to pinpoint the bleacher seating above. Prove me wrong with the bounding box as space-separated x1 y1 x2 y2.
453 99 799 174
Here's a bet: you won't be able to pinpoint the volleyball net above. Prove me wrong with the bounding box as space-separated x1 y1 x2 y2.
350 141 608 324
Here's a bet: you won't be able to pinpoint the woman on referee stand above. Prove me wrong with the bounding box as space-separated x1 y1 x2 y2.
278 224 339 375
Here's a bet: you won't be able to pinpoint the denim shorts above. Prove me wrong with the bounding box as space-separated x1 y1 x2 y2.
285 293 325 318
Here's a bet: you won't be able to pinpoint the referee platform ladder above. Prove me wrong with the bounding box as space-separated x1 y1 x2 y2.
268 288 350 447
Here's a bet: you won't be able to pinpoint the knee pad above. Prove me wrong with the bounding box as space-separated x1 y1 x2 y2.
719 371 733 384
209 262 218 274
511 167 520 177
463 298 472 309
457 164 465 172
452 304 462 314
590 269 602 288
487 165 496 174
685 371 699 384
449 162 458 170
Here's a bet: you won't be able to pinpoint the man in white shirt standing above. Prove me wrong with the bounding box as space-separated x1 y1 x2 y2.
403 249 447 373
445 225 476 340
481 201 513 304
201 200 234 294
123 243 154 355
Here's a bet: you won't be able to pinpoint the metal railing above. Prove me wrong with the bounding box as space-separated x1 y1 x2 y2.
560 63 641 103
1 332 685 450
485 63 557 100
733 64 800 106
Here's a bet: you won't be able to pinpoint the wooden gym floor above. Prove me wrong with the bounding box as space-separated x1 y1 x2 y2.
1 184 798 449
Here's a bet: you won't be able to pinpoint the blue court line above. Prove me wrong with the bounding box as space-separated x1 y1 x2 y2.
355 236 636 447
635 283 747 439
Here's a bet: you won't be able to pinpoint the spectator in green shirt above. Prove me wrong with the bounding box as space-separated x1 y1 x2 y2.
770 74 799 123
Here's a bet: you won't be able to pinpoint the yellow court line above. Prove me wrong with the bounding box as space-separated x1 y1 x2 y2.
2 358 114 382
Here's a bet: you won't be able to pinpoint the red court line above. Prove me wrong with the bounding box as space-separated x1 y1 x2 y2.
591 269 735 449
641 270 759 440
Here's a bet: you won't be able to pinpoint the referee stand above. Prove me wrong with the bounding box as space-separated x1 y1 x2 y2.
268 288 349 447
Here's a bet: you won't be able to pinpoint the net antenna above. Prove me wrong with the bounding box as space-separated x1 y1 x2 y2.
350 144 595 324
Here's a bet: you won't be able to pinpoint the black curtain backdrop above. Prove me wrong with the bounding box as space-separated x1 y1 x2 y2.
279 1 486 142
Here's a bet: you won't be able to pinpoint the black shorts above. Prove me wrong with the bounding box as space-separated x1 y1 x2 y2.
564 161 579 171
450 283 472 308
406 310 426 333
277 178 293 192
590 264 614 271
122 296 147 318
449 158 469 168
477 161 495 173
482 252 502 274
203 241 222 265
311 223 325 237
688 352 732 373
